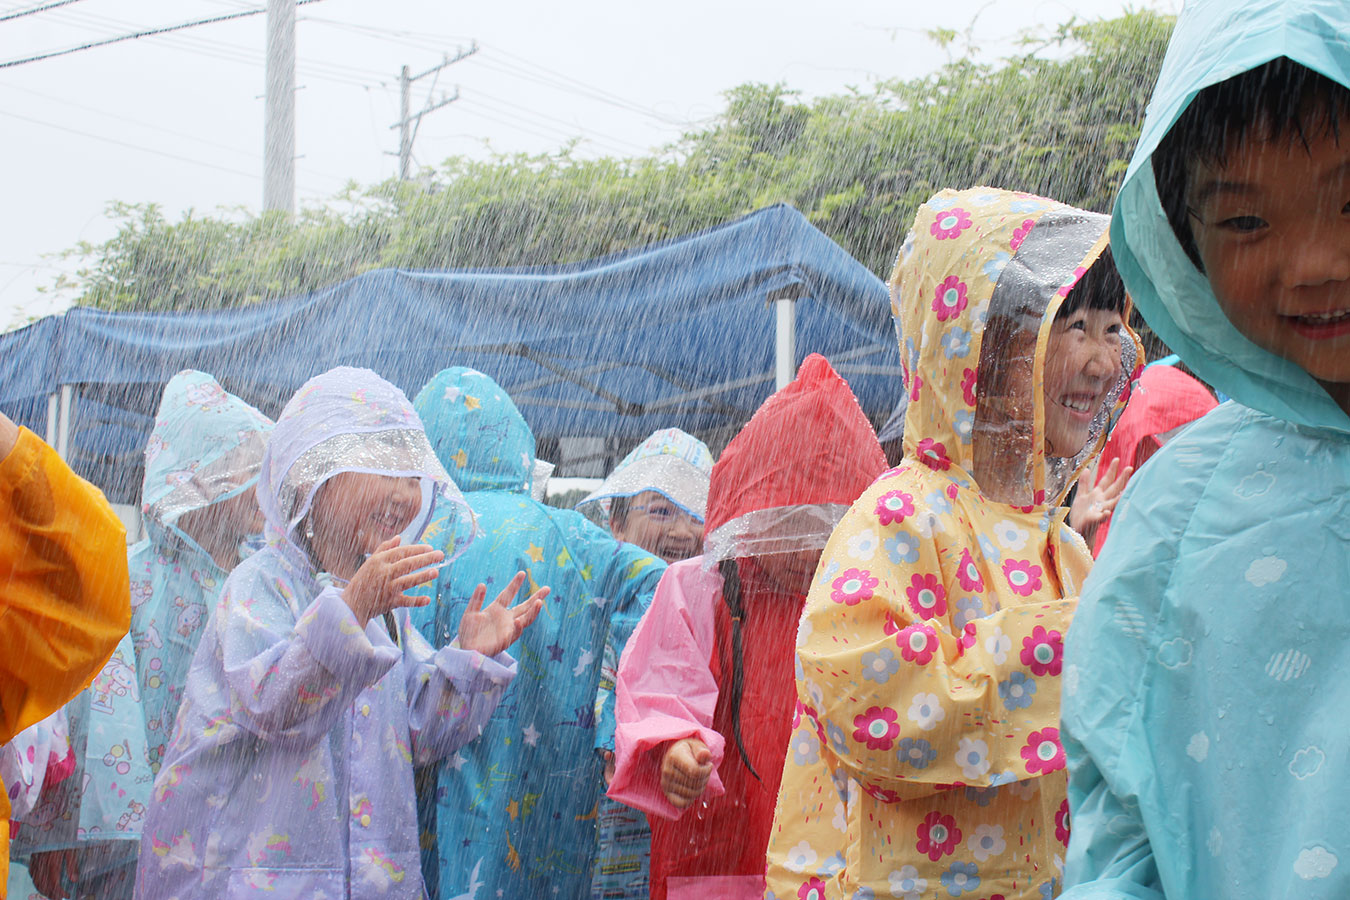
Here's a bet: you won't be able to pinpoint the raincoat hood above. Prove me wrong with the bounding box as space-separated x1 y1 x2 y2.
576 427 713 524
141 370 272 551
414 367 537 495
703 353 887 563
1111 0 1350 433
893 187 1140 507
258 366 468 558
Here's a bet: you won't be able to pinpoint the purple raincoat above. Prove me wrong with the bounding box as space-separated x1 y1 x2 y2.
133 367 515 900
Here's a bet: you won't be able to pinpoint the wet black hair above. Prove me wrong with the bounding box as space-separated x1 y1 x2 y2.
607 495 629 528
717 557 760 782
1054 245 1126 320
1153 58 1350 269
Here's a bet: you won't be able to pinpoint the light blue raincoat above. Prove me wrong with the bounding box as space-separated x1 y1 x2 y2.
10 372 272 894
1062 2 1350 898
409 368 664 900
134 367 516 900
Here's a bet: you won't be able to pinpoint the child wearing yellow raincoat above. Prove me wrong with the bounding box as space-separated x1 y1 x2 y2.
763 187 1140 900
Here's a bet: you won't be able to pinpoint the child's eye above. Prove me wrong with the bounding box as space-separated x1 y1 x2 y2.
1218 215 1267 233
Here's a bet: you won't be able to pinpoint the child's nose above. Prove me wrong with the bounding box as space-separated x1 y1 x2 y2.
1283 228 1350 287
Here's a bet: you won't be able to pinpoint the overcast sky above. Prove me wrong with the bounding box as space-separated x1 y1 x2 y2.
0 0 1177 328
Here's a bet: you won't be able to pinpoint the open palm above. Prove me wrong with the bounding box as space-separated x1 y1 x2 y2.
458 570 547 657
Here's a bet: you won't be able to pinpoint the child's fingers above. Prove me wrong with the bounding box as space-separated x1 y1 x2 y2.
374 542 438 567
465 583 488 614
391 565 440 593
386 548 445 578
491 571 529 608
513 597 544 630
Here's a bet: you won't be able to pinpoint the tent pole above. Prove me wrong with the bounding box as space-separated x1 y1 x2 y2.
56 385 73 460
45 392 58 447
775 297 797 390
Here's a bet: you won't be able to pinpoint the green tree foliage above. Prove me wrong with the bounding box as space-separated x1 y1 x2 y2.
62 11 1173 312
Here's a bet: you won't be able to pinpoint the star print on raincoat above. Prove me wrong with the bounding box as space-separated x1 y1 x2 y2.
763 187 1140 900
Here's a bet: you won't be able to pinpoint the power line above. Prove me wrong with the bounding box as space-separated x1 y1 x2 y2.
0 0 327 70
0 0 86 23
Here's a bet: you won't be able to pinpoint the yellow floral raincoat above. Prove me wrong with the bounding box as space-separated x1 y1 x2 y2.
764 188 1139 900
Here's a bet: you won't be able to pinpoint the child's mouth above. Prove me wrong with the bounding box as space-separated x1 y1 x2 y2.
1055 393 1100 421
1286 309 1350 340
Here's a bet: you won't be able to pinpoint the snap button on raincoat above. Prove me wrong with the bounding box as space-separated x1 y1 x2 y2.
764 188 1138 900
1062 2 1350 897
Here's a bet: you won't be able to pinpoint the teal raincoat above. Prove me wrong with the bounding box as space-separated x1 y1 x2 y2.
1062 2 1350 898
410 368 665 900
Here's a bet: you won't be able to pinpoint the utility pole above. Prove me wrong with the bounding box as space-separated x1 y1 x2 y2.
392 42 477 180
263 0 295 213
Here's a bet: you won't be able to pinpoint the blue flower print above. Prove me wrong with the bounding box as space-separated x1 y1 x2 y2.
830 768 851 802
861 648 901 685
953 410 975 444
851 889 876 900
1038 510 1052 533
1008 199 1044 214
977 534 1002 564
989 769 1020 787
792 730 821 766
967 192 1000 207
885 531 921 565
897 737 937 770
953 596 985 629
899 231 916 263
941 861 981 897
929 195 957 211
924 489 953 516
1039 878 1059 899
941 326 972 360
998 671 1037 711
825 720 851 756
905 337 920 371
820 852 846 876
964 784 999 807
983 251 1010 282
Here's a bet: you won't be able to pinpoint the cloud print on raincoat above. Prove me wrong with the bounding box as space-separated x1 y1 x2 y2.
133 366 516 900
11 371 272 893
1062 1 1350 898
409 367 664 900
763 187 1138 900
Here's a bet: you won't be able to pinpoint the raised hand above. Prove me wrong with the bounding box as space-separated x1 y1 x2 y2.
342 536 444 627
1071 457 1133 536
457 570 547 657
661 737 713 809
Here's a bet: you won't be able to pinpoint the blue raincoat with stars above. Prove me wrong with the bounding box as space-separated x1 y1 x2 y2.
410 368 665 900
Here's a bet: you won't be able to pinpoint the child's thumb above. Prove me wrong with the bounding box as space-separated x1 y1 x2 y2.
694 745 712 766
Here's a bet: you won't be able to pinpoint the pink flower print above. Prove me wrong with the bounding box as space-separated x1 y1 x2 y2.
897 623 939 665
911 373 924 402
933 276 969 322
961 367 978 407
906 573 948 621
1001 558 1043 597
853 706 901 751
876 490 916 526
959 621 978 651
1020 625 1065 676
956 549 985 592
931 208 973 241
1055 798 1071 845
862 782 903 803
831 568 879 606
1009 218 1035 251
916 437 951 471
1057 265 1089 298
916 810 963 861
1021 727 1065 775
798 877 828 900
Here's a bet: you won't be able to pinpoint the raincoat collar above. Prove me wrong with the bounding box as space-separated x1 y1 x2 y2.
1111 0 1350 433
414 367 536 495
703 353 887 563
891 187 1139 507
258 366 468 568
141 369 272 561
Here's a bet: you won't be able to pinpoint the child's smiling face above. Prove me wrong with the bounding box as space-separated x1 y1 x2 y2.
1187 126 1350 397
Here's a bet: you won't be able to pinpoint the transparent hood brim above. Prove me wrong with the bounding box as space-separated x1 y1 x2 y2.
702 503 851 569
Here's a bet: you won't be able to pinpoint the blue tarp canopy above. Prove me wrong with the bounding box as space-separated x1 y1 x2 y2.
0 204 901 503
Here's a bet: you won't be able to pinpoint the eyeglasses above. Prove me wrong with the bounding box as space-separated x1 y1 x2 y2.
629 504 701 526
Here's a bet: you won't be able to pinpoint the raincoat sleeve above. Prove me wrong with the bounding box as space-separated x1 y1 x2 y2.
798 499 1075 802
0 427 129 743
216 573 401 747
608 560 728 819
400 613 518 765
1060 471 1184 900
589 535 665 754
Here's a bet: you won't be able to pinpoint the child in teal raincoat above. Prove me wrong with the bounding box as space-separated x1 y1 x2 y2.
409 367 665 900
1062 1 1350 897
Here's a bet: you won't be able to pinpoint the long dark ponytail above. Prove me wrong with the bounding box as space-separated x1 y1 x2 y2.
718 557 761 782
